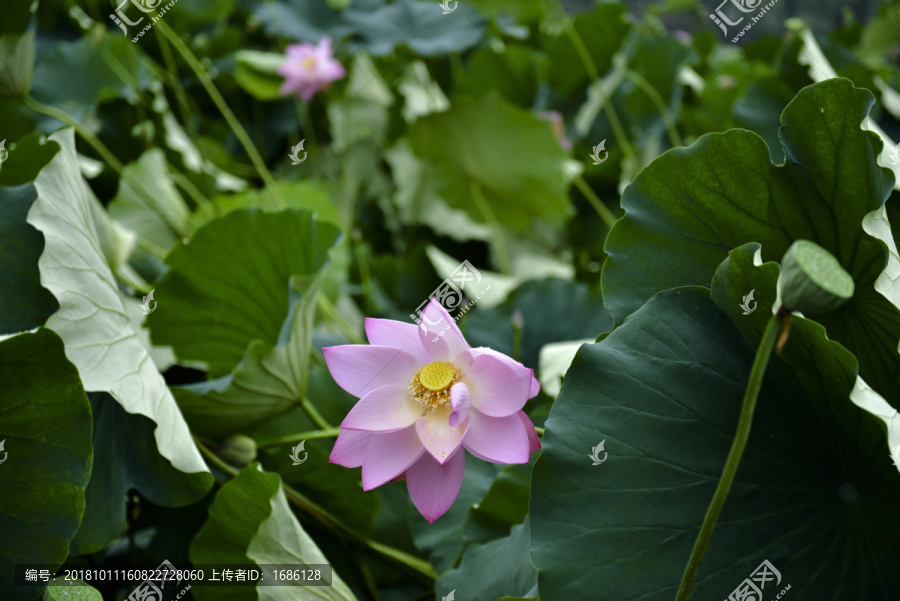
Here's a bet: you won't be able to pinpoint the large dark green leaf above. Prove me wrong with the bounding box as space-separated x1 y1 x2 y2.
531 287 900 600
0 183 57 335
464 278 612 369
602 78 900 405
408 95 575 231
0 329 92 601
69 392 214 556
146 209 341 378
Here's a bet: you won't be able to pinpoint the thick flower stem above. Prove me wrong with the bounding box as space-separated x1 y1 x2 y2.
674 314 782 601
574 177 617 229
193 436 437 582
156 21 286 211
256 427 341 450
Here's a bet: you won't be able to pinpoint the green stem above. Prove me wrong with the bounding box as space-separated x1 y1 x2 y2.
155 27 216 199
558 6 636 164
256 427 341 450
193 436 437 582
470 181 512 275
534 426 545 436
353 236 378 314
675 314 782 601
156 21 286 211
300 397 332 430
625 69 683 148
573 177 617 229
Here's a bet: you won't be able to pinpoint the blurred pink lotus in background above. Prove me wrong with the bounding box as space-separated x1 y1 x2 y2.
278 37 346 101
324 299 541 523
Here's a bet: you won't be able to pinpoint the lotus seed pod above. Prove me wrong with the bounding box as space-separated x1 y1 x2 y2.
776 240 854 316
215 435 257 467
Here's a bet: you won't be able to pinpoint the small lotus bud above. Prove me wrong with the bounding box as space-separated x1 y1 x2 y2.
776 240 854 316
511 309 524 330
215 435 257 467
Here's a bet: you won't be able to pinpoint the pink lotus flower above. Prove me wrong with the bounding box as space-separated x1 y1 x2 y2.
324 299 541 523
277 37 345 102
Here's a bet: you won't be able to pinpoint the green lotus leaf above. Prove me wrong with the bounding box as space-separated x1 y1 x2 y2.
436 517 537 601
146 209 341 378
531 287 900 600
602 78 900 405
190 463 357 601
26 128 212 486
408 94 576 232
0 328 92 601
0 183 57 334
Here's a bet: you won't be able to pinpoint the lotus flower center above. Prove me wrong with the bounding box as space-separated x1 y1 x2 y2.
418 361 455 391
410 361 462 411
302 57 316 69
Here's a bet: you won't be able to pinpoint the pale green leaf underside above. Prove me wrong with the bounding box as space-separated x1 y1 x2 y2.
26 128 208 477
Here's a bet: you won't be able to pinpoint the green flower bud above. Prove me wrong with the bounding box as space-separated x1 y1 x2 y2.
776 240 854 316
215 435 257 467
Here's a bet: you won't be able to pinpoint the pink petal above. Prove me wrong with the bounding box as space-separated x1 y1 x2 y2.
361 426 425 491
415 407 469 464
466 350 532 417
365 318 431 365
463 408 530 464
329 429 374 468
448 382 471 427
406 449 466 523
527 368 540 399
517 410 542 454
323 345 420 398
417 299 473 369
472 348 540 398
341 385 424 433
